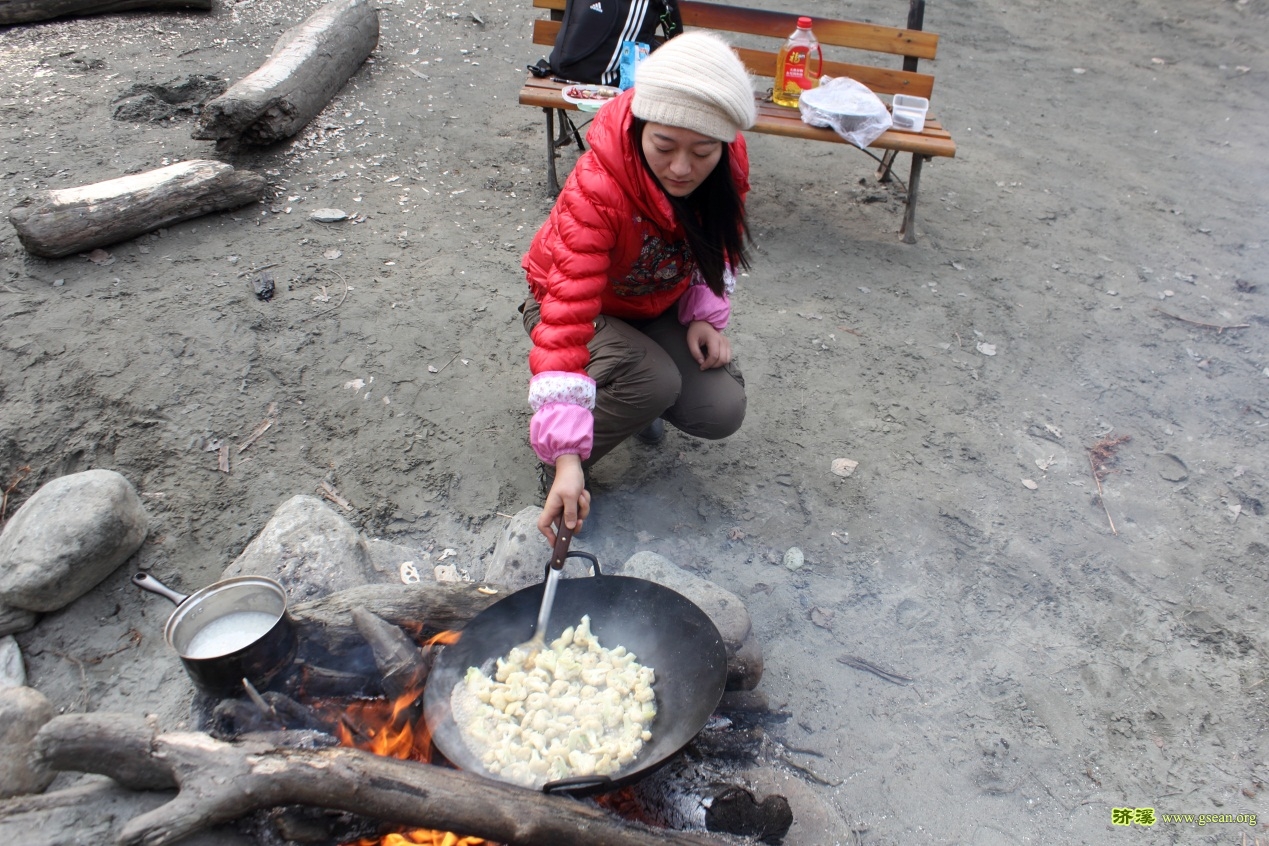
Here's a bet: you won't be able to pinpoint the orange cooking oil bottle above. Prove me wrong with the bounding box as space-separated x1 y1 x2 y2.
774 16 823 108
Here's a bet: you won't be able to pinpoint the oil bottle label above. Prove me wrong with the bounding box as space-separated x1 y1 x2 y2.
782 48 813 89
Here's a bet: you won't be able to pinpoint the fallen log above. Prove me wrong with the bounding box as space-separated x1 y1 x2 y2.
7 159 265 259
193 0 378 146
34 713 731 846
0 0 209 26
290 583 758 690
0 777 245 846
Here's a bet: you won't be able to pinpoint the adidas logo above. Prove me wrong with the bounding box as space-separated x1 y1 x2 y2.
589 1 602 11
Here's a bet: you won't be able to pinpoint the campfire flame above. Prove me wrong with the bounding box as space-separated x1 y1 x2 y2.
334 630 496 846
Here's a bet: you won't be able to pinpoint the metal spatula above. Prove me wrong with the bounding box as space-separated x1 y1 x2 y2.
517 523 574 662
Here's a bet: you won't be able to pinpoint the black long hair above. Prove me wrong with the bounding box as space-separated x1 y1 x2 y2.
632 117 752 297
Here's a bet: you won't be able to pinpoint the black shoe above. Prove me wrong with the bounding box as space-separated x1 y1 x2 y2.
635 418 665 445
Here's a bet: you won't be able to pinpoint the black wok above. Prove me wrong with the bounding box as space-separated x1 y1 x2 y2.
423 551 726 795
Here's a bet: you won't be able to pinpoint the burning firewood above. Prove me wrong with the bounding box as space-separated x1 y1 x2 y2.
289 583 760 692
351 606 434 702
209 690 334 737
33 713 735 846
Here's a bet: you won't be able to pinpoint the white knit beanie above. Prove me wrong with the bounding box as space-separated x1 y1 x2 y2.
631 31 756 142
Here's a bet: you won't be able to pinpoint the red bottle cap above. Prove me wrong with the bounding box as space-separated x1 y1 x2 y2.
797 16 813 28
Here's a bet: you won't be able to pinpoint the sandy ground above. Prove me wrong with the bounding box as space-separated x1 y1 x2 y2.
2 0 1267 842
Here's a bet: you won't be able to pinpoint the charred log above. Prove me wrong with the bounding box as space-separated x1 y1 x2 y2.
34 713 735 846
716 690 769 714
7 160 264 259
192 0 378 147
351 606 434 701
704 787 792 845
0 0 209 26
209 691 336 737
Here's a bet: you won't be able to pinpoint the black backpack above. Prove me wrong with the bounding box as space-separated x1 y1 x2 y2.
537 0 684 86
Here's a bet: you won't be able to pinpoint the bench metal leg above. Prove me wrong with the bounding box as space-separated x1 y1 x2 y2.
876 149 899 183
543 107 560 196
555 108 573 149
543 109 586 197
557 109 587 151
899 153 926 244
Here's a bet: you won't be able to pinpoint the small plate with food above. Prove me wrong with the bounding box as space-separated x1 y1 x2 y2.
561 84 621 111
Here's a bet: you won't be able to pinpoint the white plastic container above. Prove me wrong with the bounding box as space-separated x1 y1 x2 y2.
891 94 929 133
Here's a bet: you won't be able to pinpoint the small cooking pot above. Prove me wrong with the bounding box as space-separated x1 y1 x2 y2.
133 572 297 697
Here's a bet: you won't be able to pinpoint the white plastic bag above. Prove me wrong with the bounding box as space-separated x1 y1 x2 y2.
798 76 892 149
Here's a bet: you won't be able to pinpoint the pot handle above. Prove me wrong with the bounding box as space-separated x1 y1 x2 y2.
132 572 189 606
541 774 613 794
540 550 601 581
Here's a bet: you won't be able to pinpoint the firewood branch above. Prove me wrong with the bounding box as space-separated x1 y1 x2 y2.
34 713 730 846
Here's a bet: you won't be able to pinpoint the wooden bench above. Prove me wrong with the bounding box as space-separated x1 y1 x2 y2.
519 0 957 243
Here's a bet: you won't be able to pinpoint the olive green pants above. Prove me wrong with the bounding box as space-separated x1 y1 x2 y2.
522 299 746 466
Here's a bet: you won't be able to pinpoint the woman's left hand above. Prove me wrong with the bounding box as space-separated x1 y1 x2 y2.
686 320 732 370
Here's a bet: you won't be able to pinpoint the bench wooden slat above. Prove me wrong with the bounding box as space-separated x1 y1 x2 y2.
678 3 938 59
532 21 935 98
531 0 939 59
518 79 956 159
730 46 934 97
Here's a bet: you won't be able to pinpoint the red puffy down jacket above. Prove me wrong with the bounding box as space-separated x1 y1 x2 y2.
522 89 750 375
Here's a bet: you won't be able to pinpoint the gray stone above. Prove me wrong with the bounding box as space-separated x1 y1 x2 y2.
728 632 764 691
220 495 380 602
0 686 56 798
309 208 348 222
482 507 549 594
782 546 805 571
0 602 38 637
617 551 753 648
0 637 24 688
746 765 850 846
363 537 431 583
0 470 147 613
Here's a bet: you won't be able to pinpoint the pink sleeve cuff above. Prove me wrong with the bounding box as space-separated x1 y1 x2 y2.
677 283 730 330
531 403 594 464
529 371 596 411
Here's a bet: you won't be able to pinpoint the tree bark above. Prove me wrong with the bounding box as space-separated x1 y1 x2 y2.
192 0 378 146
33 713 730 846
0 0 209 26
291 583 501 642
0 778 247 846
7 159 265 259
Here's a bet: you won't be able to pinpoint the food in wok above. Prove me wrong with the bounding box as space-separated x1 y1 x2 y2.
451 615 656 788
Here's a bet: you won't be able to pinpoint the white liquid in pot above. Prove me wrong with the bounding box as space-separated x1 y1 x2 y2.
183 611 279 659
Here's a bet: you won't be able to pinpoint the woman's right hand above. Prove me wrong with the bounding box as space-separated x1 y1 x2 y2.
537 454 591 545
686 320 732 370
